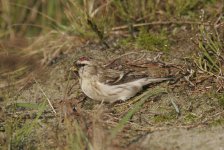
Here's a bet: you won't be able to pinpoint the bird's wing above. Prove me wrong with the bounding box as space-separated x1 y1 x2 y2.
97 68 126 85
97 67 150 85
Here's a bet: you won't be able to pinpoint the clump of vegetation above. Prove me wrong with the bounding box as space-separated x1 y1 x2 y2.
184 113 198 124
136 29 170 51
153 111 176 123
171 0 200 17
195 25 224 75
211 118 224 126
217 94 224 107
117 37 133 48
194 24 224 91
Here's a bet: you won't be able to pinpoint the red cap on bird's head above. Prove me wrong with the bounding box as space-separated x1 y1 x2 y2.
78 56 91 62
75 56 93 66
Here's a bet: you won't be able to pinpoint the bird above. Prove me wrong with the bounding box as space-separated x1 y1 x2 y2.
70 56 173 103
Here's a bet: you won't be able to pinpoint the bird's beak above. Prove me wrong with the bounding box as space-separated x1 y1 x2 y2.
70 66 77 72
70 66 79 77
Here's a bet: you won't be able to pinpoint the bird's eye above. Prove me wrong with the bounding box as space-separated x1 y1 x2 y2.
76 63 86 68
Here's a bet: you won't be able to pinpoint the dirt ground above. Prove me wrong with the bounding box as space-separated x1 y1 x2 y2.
1 27 224 149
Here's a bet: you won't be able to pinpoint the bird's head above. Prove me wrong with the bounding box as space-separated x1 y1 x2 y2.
70 57 93 76
76 56 93 68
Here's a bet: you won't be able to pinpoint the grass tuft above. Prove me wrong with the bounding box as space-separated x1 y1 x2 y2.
194 25 224 75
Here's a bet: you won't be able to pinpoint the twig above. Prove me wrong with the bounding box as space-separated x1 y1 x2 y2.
34 78 56 114
112 21 211 31
169 96 180 115
105 51 148 67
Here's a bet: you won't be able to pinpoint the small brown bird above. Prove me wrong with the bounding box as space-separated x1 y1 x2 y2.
71 57 172 103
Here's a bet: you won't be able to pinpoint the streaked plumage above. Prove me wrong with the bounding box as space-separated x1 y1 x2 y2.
71 57 172 103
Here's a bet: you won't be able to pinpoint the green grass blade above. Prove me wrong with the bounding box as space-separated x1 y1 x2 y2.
110 87 167 139
15 102 40 110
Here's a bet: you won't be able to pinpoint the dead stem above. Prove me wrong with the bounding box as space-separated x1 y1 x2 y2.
34 78 57 114
112 21 211 31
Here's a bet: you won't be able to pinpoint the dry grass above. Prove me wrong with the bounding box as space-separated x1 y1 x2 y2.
1 0 224 149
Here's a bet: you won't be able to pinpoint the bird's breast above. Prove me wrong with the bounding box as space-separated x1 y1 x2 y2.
80 77 120 102
80 78 102 100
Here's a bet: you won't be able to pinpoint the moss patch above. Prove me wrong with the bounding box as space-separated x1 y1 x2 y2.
153 111 176 123
136 30 170 51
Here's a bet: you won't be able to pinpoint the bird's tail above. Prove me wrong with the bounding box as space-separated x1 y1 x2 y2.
133 77 173 87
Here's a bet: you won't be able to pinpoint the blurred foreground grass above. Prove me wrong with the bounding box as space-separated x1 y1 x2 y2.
0 0 217 38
